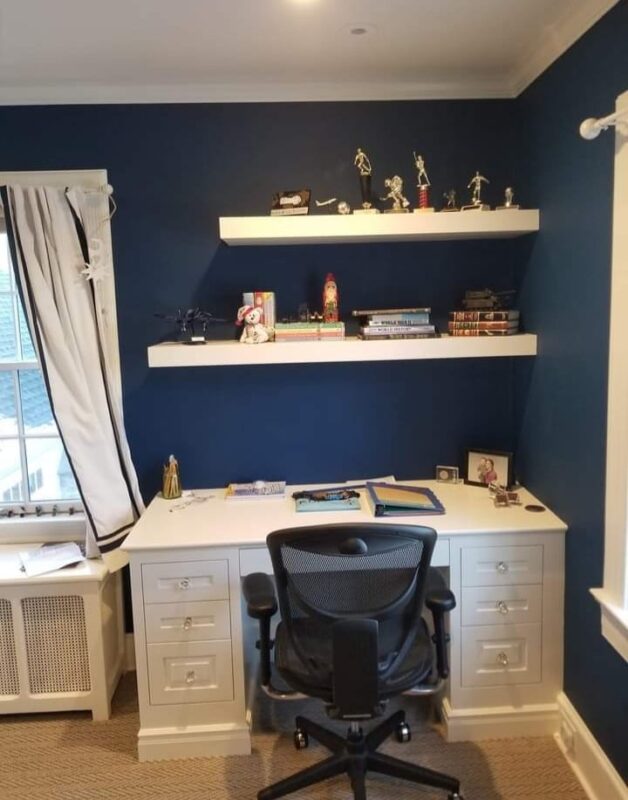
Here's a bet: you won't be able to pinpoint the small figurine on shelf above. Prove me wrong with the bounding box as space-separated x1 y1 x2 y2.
162 454 182 500
323 273 339 323
497 187 520 210
154 308 225 344
381 175 410 213
236 305 270 344
463 171 490 210
442 189 459 211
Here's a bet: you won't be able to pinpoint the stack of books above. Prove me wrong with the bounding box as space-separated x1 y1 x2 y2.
448 310 520 336
274 321 345 342
242 291 276 328
352 307 436 340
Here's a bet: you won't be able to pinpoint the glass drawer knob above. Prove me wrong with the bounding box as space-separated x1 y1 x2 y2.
183 617 193 630
185 670 196 684
497 601 509 615
179 578 191 589
497 561 509 574
497 652 509 666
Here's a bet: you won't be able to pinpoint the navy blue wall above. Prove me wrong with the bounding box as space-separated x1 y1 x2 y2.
516 0 628 778
0 100 526 496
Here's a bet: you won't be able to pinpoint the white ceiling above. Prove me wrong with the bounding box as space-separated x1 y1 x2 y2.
0 0 618 105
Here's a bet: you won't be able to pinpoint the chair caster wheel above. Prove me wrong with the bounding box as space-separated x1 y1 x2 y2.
395 721 411 743
293 728 309 750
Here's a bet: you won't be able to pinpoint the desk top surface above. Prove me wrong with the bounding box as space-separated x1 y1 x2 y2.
123 479 567 553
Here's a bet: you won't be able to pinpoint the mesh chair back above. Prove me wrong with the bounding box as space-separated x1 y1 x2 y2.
267 524 436 683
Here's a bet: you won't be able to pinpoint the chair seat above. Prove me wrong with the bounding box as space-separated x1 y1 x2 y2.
275 618 434 702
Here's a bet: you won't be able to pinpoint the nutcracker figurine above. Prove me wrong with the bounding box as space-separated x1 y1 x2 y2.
323 273 339 323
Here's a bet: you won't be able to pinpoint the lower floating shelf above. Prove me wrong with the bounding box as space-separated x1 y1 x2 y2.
148 334 537 368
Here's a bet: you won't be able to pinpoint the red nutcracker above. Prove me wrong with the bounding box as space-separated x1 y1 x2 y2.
323 273 339 323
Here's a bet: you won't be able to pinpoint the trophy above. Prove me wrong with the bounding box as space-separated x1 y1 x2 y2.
497 187 520 210
353 148 380 214
442 189 459 212
381 175 410 213
462 171 490 210
412 152 434 213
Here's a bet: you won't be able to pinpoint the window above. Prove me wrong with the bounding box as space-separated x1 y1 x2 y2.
0 224 80 512
591 89 628 661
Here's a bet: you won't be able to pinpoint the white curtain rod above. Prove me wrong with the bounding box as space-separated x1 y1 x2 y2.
580 107 628 140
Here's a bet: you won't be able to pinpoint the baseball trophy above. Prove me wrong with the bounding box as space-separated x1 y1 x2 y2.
412 152 434 212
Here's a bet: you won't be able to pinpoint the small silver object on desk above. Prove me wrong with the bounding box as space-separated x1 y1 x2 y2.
497 186 520 210
381 175 410 213
462 170 490 210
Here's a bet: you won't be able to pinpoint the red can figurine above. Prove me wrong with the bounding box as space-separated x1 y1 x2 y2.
323 273 339 323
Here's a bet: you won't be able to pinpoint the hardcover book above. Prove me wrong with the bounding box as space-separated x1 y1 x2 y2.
365 482 445 516
352 307 431 317
448 321 518 331
449 310 520 322
449 329 519 336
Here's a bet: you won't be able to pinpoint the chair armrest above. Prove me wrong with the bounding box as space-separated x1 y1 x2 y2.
242 572 277 687
242 572 278 619
425 588 456 679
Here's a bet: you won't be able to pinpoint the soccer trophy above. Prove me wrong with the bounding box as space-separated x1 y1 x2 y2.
497 187 520 209
462 171 490 210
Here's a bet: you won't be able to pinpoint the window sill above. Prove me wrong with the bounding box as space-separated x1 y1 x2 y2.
0 514 85 545
590 588 628 662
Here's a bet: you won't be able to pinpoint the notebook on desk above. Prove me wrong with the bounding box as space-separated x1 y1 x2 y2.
365 482 445 517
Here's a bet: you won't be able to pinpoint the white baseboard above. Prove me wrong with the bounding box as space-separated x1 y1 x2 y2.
556 693 627 800
442 698 560 741
138 723 251 762
124 632 136 672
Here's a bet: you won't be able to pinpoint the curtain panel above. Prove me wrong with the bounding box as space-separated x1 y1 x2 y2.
0 184 144 570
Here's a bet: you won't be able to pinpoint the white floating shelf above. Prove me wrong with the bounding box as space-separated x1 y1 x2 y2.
219 209 539 246
148 335 537 368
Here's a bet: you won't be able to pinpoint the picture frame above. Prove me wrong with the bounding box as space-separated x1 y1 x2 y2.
435 465 459 483
464 448 514 489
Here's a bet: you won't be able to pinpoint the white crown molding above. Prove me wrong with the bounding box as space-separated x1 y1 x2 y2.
0 78 511 106
509 0 620 96
556 693 628 800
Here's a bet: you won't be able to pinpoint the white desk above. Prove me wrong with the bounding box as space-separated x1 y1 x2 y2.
123 480 566 761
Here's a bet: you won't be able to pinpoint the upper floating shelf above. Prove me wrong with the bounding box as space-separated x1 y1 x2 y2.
219 209 540 246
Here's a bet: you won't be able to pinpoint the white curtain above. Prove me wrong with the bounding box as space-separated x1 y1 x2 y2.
0 185 144 570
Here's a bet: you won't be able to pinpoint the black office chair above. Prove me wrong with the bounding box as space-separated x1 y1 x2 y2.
243 523 463 800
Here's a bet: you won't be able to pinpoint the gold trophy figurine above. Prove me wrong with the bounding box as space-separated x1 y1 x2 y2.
162 454 182 499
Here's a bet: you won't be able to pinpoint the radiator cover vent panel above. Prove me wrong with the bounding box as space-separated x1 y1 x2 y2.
0 599 20 696
21 596 91 694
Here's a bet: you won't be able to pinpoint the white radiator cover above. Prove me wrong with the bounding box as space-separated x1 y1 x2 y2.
0 551 124 720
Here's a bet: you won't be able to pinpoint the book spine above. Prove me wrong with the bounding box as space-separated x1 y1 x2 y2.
367 313 431 325
352 307 431 317
359 333 436 340
270 207 308 215
361 324 435 335
449 310 520 322
242 292 254 307
448 321 519 330
449 329 518 336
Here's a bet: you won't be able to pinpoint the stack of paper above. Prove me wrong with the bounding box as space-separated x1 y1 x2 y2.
19 543 85 577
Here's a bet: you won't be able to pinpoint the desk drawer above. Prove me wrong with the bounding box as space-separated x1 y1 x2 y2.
461 585 542 626
239 538 450 577
461 623 541 687
147 640 233 705
145 601 231 643
461 545 543 587
142 560 229 603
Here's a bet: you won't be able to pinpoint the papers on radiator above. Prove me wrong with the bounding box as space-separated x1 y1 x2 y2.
19 542 85 577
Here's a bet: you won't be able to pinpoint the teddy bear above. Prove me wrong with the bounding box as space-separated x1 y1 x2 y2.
236 305 270 344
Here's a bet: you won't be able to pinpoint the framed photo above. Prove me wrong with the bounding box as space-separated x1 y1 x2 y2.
435 465 459 483
464 448 514 489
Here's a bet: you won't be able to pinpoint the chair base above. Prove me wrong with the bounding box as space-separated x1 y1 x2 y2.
258 709 462 800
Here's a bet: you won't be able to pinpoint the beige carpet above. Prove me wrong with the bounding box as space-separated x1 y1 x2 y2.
0 673 585 800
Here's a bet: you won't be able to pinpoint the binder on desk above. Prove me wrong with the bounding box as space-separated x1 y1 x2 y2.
365 482 445 517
